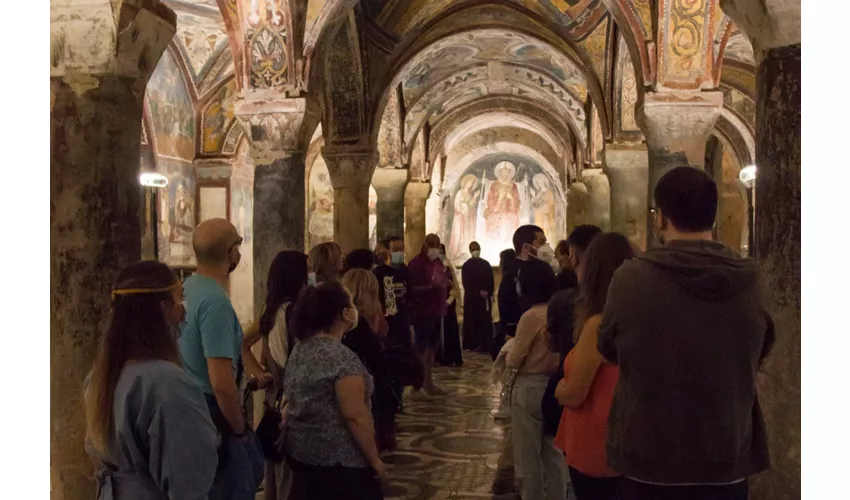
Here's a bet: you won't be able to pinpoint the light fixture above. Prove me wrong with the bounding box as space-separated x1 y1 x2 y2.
739 165 757 188
140 172 168 188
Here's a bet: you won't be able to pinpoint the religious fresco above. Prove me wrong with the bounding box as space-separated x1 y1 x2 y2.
147 50 196 159
724 33 755 65
307 157 378 250
401 30 587 108
307 157 335 248
575 14 609 87
157 158 197 265
591 105 604 165
723 87 755 127
390 0 602 34
201 79 237 154
443 153 565 263
230 145 255 325
617 36 640 133
176 11 230 79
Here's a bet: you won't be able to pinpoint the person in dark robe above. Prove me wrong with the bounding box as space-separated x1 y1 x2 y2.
436 244 464 367
461 241 494 352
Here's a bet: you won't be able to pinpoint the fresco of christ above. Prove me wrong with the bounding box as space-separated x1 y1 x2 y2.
484 161 521 243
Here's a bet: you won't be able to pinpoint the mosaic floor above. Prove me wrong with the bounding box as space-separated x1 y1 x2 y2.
382 352 519 500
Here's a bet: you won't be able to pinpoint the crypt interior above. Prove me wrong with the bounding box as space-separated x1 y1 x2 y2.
50 1 800 499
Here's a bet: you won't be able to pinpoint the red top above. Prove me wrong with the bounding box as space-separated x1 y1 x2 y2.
554 350 620 478
407 253 447 319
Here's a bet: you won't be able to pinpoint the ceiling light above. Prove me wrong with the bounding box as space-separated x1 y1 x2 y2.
140 172 168 188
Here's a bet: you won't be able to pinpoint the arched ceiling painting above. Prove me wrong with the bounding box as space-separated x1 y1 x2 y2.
394 29 591 152
399 29 589 107
165 0 234 96
379 0 608 35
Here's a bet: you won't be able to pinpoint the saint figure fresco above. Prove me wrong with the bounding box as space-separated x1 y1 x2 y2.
484 161 521 243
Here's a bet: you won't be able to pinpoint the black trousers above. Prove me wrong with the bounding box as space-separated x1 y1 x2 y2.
290 459 383 500
569 466 623 500
462 295 491 351
623 478 748 500
436 303 463 365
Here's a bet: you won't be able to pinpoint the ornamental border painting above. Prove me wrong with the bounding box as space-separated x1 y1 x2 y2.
443 153 565 264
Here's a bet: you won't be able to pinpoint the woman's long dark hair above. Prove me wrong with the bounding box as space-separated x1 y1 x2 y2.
85 261 180 452
574 232 637 342
289 282 352 340
517 258 558 306
259 251 308 338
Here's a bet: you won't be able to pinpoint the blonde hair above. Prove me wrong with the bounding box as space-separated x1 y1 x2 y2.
340 268 382 331
309 242 343 283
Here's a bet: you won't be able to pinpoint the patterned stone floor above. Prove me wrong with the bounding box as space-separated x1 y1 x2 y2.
381 352 519 500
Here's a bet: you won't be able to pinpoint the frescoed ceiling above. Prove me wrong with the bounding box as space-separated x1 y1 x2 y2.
399 29 589 108
162 0 234 96
378 0 608 35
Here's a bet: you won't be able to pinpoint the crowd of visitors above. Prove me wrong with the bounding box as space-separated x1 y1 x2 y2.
81 166 775 500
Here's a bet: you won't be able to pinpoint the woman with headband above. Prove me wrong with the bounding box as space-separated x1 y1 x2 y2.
83 261 218 500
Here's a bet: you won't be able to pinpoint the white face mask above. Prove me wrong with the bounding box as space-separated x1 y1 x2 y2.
471 250 481 258
536 243 555 264
427 248 440 261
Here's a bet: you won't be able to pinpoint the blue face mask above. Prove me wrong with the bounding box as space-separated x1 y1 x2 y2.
391 252 405 265
307 272 317 287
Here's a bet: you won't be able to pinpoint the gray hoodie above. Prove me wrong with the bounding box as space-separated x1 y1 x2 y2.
598 239 775 484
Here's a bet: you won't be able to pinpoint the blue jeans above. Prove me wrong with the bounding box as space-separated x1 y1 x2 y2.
204 395 265 500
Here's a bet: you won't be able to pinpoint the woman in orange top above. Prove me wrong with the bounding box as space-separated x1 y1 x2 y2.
554 233 637 500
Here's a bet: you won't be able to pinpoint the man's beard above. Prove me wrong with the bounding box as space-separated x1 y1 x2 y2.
228 261 238 273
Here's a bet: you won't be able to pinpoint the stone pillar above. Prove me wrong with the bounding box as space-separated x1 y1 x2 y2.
404 181 431 260
566 182 589 235
323 148 378 253
235 99 307 315
637 92 722 246
582 168 611 232
604 143 650 250
372 167 408 243
50 3 176 498
720 2 800 497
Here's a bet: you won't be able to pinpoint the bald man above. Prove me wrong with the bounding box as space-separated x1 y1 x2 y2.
178 218 262 499
407 233 450 399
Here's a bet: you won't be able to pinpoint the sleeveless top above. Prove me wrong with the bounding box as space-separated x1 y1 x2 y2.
554 347 620 478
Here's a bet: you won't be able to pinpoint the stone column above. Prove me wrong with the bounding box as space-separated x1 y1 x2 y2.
566 181 589 235
637 92 722 246
604 143 650 249
372 167 408 242
50 3 176 499
404 181 432 260
323 148 378 253
720 2 801 498
582 168 611 232
235 99 307 314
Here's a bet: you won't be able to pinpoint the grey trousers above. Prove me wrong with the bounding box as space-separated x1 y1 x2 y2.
511 374 570 500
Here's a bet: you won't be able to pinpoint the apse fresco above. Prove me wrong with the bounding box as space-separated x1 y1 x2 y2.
147 50 196 159
443 153 565 263
307 158 377 250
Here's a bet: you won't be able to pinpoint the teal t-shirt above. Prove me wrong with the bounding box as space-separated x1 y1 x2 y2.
178 274 243 395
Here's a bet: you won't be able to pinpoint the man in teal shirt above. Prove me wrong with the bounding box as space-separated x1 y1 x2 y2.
179 218 262 500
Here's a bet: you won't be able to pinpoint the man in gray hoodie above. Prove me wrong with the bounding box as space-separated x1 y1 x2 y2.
598 166 775 500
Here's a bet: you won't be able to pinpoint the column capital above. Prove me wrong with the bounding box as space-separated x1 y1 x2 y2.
51 0 176 84
637 91 723 165
720 0 800 54
235 97 306 164
405 181 432 203
321 147 378 189
603 142 649 175
372 167 409 193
